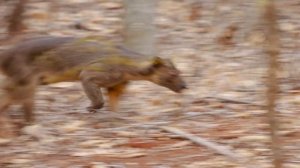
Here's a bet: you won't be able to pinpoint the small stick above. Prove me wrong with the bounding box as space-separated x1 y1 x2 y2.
160 126 255 168
202 96 266 107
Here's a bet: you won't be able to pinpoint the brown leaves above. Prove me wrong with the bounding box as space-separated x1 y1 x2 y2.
217 24 238 47
189 2 202 21
1 0 300 167
125 138 161 149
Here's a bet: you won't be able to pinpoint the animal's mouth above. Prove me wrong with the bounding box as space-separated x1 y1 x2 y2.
175 90 182 93
172 85 187 93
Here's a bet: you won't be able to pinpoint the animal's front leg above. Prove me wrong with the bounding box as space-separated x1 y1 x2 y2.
80 71 105 112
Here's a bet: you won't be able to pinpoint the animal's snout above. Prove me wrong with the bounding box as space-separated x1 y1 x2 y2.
174 82 187 93
180 83 187 90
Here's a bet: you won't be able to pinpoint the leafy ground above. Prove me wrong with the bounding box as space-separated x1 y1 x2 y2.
1 0 300 167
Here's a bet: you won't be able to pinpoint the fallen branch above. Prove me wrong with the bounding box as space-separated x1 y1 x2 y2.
160 126 255 168
202 96 266 107
98 121 169 132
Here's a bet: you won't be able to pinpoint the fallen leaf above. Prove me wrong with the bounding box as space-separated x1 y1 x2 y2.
61 120 86 133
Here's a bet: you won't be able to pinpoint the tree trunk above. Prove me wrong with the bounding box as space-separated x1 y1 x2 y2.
123 0 157 57
262 0 283 167
7 0 27 36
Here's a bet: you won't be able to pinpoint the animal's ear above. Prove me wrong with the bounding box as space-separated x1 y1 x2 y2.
151 56 164 68
139 57 164 75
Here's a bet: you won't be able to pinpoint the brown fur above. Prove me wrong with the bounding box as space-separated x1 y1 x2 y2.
0 37 75 127
0 36 186 135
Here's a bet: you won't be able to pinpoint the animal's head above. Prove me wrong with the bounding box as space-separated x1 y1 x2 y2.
143 57 187 93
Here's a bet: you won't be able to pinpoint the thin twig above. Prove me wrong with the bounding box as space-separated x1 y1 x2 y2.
202 96 266 107
160 126 255 168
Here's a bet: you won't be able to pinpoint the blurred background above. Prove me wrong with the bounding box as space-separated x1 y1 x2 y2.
0 0 300 167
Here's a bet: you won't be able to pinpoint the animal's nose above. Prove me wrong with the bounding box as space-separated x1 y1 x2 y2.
181 83 187 89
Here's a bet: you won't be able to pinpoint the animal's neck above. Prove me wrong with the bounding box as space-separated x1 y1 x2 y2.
107 56 152 81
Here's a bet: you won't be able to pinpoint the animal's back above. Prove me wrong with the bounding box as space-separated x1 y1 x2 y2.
36 39 149 84
0 36 75 76
36 39 146 72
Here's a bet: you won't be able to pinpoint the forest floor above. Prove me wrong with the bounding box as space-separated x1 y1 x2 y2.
1 0 300 167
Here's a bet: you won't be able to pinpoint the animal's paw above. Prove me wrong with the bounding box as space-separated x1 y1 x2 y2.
87 103 104 113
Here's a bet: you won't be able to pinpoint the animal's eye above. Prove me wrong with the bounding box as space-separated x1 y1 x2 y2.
166 77 173 83
171 73 178 77
170 70 179 77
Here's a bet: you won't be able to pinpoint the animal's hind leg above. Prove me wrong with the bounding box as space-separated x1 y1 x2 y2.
22 95 35 124
0 92 12 112
0 94 15 138
20 78 37 124
3 76 37 124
